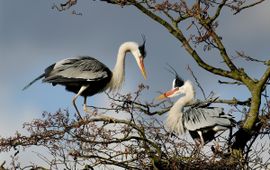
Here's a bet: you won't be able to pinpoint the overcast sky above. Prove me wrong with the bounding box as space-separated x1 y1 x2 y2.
0 0 269 166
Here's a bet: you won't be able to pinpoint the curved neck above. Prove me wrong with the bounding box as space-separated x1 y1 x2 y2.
166 80 195 134
108 42 136 91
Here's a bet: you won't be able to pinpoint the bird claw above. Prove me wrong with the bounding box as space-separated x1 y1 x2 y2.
212 141 222 153
83 105 97 117
210 141 222 162
195 140 204 150
194 139 202 147
83 105 90 113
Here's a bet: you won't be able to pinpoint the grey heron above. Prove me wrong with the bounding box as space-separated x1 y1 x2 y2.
23 40 147 119
156 68 235 146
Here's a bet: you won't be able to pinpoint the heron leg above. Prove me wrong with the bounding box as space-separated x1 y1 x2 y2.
83 96 114 121
197 131 205 147
83 96 94 115
72 85 89 119
83 96 88 112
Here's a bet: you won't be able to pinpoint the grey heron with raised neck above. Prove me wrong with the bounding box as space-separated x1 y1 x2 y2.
156 68 235 146
23 39 147 119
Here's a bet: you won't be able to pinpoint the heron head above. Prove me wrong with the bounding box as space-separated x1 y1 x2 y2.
130 36 147 80
156 67 185 100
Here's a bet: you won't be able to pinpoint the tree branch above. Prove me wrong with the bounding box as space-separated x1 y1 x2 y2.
258 66 270 90
218 80 243 86
233 0 266 15
210 0 227 23
187 65 207 99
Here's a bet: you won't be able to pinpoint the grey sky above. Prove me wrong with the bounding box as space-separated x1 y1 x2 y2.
0 0 269 166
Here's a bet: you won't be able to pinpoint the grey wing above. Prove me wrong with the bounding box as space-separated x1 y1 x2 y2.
183 107 233 131
43 56 111 83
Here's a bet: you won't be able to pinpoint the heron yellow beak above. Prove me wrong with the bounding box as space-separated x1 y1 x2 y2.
155 93 167 100
155 88 179 100
139 57 147 80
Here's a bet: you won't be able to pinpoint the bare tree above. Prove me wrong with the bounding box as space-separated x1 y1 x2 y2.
53 0 270 158
1 0 270 169
1 83 270 169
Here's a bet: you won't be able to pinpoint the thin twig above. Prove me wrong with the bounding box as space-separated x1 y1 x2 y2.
233 0 266 15
187 65 206 99
218 80 243 86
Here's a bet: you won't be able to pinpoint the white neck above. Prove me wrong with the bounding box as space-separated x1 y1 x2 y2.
166 80 195 134
107 42 138 92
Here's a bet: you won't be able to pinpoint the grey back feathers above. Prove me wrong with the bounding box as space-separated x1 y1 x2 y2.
183 107 234 131
43 56 111 84
22 56 112 90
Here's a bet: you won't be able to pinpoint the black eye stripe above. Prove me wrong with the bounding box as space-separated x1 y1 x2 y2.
166 64 184 87
174 75 184 87
139 34 146 58
139 44 146 58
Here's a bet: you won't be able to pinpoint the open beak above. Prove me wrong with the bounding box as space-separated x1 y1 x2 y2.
139 57 147 80
155 88 179 100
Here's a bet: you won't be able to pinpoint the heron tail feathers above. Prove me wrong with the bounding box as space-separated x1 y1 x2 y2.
22 73 45 90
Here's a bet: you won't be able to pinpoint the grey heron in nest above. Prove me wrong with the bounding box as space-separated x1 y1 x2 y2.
156 67 235 146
